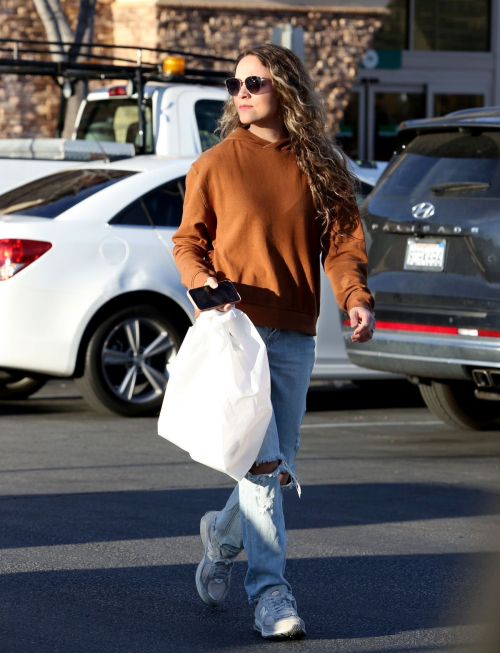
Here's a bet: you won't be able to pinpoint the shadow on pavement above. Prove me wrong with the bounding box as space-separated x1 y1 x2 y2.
1 483 498 651
1 552 496 652
0 379 425 417
0 483 497 548
306 380 425 412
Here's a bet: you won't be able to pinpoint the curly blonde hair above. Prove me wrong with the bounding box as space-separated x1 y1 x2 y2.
215 43 361 245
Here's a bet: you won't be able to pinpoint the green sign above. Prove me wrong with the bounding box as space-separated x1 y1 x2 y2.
360 49 402 70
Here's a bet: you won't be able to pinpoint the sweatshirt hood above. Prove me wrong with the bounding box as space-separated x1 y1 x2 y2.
225 126 292 151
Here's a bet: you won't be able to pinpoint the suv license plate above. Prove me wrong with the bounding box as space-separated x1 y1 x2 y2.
404 238 446 272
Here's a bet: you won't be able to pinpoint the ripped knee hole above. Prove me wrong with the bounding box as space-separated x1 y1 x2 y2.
249 460 290 486
249 459 280 475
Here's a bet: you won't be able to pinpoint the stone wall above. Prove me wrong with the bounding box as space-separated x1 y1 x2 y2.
111 0 160 66
0 0 386 138
0 0 114 138
156 2 384 134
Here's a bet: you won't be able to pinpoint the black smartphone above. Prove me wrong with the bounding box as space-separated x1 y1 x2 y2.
187 279 242 312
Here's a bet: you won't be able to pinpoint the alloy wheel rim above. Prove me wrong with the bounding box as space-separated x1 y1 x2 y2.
100 317 177 404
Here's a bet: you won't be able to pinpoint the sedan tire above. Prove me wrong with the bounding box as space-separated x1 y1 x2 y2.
0 372 47 400
419 380 500 431
76 305 184 417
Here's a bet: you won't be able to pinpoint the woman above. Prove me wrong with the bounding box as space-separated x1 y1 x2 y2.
171 43 375 639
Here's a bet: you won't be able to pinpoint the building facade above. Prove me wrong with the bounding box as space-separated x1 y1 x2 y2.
0 0 387 139
337 0 499 160
5 0 493 160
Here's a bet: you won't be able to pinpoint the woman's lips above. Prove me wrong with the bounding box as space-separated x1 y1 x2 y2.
239 106 253 110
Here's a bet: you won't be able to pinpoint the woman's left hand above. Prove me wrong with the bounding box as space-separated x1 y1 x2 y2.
349 307 375 343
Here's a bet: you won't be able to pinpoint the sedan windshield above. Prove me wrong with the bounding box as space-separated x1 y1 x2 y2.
0 169 137 218
376 131 500 198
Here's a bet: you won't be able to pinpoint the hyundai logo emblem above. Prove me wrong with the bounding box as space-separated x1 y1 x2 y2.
412 202 435 219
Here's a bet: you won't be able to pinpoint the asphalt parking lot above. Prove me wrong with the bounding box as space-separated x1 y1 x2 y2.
1 379 499 653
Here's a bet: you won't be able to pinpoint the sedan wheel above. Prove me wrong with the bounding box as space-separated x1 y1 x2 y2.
0 371 46 400
76 305 184 416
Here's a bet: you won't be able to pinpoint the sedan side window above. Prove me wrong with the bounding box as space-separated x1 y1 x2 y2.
109 198 151 226
109 176 186 227
143 177 186 227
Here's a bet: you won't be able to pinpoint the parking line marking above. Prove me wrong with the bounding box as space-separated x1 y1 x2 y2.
301 420 442 428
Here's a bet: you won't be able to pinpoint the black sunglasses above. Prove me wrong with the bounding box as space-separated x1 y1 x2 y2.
225 76 271 97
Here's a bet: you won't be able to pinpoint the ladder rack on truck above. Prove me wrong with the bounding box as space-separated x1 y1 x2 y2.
0 38 234 154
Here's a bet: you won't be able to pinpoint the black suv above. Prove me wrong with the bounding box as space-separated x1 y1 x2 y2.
344 107 500 430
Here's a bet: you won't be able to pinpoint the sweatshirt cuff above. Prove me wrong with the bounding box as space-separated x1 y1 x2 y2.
346 292 375 314
190 268 215 289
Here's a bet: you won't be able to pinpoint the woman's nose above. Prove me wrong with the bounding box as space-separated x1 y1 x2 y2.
237 83 251 99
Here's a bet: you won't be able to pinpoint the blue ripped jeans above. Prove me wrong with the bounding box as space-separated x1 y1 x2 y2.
211 323 316 606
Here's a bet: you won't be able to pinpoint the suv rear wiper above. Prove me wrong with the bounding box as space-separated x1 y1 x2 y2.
430 181 491 194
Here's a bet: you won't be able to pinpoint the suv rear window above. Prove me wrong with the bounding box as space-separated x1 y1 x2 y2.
0 169 137 218
376 131 500 198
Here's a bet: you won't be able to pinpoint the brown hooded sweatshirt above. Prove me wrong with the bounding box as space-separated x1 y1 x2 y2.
172 125 374 335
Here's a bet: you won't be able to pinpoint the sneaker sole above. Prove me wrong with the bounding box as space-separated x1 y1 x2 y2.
195 511 229 608
253 619 306 639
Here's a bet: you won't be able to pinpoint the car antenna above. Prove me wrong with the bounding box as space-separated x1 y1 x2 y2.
85 126 111 165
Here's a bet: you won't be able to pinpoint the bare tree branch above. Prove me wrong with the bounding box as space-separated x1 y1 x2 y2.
32 0 70 61
69 0 97 61
32 0 98 137
45 0 74 46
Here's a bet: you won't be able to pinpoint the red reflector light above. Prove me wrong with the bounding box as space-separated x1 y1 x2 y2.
343 319 500 338
477 329 500 337
0 239 52 280
374 321 459 335
108 86 127 96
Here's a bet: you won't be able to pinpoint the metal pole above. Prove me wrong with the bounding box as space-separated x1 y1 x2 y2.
136 49 146 154
55 85 67 137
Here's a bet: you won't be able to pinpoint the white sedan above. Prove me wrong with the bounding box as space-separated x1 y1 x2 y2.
0 156 393 416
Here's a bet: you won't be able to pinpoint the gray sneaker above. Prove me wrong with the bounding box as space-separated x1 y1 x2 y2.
254 585 306 639
195 510 234 607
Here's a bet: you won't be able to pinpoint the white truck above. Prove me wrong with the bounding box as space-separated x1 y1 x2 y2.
0 46 395 413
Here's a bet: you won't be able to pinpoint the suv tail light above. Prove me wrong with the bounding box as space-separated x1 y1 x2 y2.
343 319 500 338
0 239 52 280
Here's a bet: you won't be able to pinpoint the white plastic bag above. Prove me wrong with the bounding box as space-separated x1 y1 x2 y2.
158 307 272 481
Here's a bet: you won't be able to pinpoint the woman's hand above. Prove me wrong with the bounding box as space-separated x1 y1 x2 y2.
203 276 233 312
349 306 375 343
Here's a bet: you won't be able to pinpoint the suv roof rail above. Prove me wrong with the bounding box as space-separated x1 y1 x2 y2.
444 106 500 119
399 107 500 133
395 109 500 155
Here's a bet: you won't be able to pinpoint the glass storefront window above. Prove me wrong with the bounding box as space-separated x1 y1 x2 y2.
434 94 484 117
336 92 359 159
371 0 408 50
414 0 490 52
374 92 425 161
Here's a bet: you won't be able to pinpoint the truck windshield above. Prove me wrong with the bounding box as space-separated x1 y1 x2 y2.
0 169 137 218
75 98 154 154
376 131 500 198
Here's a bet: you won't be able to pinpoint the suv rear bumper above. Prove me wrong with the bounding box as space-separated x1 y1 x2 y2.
344 330 500 380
